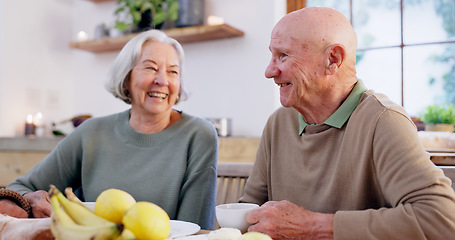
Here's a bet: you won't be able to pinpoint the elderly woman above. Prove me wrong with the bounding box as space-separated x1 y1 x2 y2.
0 30 218 230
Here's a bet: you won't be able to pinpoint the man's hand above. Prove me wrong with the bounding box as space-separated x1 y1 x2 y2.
0 199 28 218
246 200 334 240
24 190 52 218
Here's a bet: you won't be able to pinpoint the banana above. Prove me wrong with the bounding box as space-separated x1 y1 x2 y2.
65 187 84 205
53 186 113 226
49 185 122 240
114 228 136 240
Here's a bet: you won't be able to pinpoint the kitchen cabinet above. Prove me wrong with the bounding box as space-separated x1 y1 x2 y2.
0 137 62 188
69 24 244 53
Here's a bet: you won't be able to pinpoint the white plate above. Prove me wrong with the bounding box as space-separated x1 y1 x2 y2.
174 234 208 240
170 220 201 238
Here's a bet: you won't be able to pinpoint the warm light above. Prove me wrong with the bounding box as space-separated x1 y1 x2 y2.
34 112 43 125
77 31 88 42
207 15 224 26
26 114 33 124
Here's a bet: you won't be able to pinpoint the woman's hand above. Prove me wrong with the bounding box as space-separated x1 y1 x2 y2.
24 190 52 218
246 200 334 240
0 199 28 218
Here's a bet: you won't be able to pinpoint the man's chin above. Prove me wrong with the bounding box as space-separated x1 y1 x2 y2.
280 98 292 108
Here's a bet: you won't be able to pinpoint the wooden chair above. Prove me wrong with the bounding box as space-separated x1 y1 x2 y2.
216 162 253 205
439 166 455 191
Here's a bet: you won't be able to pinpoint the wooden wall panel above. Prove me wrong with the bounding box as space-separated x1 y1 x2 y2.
287 0 306 13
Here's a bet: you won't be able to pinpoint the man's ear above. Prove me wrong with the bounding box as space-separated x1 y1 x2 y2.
325 44 345 75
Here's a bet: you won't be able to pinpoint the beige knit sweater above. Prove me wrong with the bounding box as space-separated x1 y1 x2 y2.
241 90 455 239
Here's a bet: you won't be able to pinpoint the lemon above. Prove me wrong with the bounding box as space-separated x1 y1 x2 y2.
242 232 273 240
94 188 136 224
122 201 170 240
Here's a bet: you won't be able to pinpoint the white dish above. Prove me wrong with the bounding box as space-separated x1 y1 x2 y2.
83 202 96 211
173 234 208 240
170 220 201 238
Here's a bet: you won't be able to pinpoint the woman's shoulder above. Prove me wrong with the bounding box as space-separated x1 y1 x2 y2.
180 112 215 128
179 112 218 138
77 110 128 129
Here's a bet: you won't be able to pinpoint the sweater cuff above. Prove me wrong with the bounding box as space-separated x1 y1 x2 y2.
0 188 32 217
334 211 368 239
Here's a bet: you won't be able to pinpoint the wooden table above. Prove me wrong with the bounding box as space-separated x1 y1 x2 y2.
427 149 455 165
195 229 211 235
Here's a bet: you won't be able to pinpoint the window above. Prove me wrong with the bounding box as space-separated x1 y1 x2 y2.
304 0 455 118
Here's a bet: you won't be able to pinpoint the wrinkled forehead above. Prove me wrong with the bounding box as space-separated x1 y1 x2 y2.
270 15 319 50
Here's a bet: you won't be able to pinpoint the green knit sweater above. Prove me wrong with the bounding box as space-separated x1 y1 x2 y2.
8 109 218 229
241 91 455 239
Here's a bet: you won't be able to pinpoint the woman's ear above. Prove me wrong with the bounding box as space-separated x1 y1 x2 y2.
325 44 345 75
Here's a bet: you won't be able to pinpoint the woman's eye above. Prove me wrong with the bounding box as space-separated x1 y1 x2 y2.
146 66 157 71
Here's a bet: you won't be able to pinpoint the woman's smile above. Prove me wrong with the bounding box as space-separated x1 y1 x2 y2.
147 91 168 99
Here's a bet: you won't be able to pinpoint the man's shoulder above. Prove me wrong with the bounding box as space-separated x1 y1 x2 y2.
271 107 299 118
358 90 409 116
265 107 300 130
354 90 413 126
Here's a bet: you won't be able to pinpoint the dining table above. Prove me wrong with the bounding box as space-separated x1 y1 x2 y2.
0 213 214 240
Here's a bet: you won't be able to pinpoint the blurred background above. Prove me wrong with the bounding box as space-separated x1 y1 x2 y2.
0 0 454 137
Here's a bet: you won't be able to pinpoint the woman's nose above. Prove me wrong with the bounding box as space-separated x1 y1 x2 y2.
153 72 169 85
265 60 280 79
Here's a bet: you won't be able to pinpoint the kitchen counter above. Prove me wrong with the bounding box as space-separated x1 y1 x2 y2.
2 132 453 187
0 137 260 187
0 137 64 152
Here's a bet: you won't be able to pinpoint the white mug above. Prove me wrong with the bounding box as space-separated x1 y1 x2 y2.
215 203 259 233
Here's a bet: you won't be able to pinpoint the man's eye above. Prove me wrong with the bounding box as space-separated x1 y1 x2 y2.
279 53 288 60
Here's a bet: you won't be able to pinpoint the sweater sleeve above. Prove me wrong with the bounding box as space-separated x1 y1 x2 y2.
239 130 270 205
334 109 455 239
7 128 85 195
175 120 218 230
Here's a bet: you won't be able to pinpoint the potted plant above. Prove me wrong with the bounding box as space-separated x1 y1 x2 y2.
114 0 179 32
421 104 455 132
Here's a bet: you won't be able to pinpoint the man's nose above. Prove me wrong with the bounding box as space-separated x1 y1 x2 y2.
265 60 279 79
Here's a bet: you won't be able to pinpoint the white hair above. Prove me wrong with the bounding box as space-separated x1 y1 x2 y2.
105 30 188 104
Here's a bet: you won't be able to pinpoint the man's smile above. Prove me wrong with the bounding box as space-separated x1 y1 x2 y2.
277 82 291 88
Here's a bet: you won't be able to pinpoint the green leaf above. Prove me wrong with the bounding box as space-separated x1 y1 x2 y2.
114 7 125 15
132 11 142 23
114 21 129 31
422 104 455 124
133 0 143 9
168 1 179 21
153 11 166 25
52 130 65 136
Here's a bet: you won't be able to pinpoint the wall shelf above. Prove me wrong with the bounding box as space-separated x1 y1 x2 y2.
69 24 244 53
87 0 113 2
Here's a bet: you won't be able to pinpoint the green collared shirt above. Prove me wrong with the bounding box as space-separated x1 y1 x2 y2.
299 80 367 134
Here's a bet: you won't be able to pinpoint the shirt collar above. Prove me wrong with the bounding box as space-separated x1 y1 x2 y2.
299 80 367 134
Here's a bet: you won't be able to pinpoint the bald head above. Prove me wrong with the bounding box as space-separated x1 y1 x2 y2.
273 7 357 65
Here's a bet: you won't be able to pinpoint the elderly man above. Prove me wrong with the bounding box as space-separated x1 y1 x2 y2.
240 7 455 240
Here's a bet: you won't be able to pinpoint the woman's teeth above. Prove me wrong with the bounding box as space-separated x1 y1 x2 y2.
148 92 168 99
